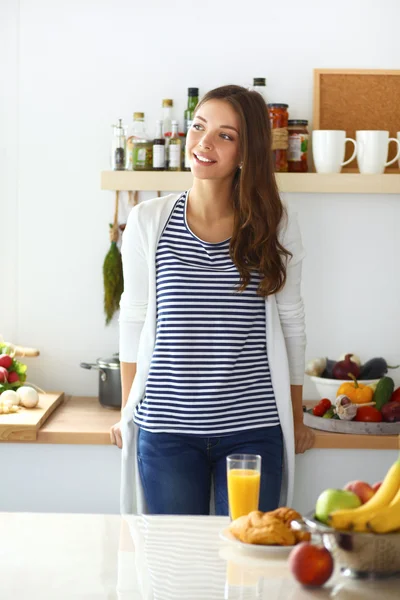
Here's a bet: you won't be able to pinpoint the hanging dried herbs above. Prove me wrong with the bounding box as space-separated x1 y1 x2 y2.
103 191 124 325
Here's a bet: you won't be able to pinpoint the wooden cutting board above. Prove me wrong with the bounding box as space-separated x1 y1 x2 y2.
0 392 64 441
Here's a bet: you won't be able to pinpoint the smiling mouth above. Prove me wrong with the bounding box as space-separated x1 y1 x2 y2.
193 153 217 165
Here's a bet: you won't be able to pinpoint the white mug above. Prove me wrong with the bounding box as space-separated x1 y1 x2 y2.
312 130 357 174
356 131 400 174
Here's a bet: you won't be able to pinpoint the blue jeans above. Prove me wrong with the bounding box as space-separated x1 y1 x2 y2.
137 425 283 515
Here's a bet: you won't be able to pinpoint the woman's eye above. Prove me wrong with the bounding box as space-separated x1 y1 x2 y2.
220 133 233 141
192 123 203 131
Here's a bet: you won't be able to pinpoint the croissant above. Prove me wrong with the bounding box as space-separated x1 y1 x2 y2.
269 507 311 544
229 510 296 546
229 507 311 546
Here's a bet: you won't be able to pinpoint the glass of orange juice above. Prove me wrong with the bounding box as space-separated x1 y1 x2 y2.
226 454 261 520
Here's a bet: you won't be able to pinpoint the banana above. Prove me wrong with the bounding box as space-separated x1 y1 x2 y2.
366 486 400 534
328 457 400 531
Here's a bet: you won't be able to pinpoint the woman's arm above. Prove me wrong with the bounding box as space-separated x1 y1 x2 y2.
111 204 148 448
110 362 138 448
291 384 314 454
276 208 314 453
121 362 137 410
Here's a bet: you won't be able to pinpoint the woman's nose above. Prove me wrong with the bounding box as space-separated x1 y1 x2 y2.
199 133 213 149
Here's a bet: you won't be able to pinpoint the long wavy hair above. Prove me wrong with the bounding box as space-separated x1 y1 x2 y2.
195 85 292 296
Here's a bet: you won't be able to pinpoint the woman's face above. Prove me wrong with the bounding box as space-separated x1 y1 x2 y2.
185 99 241 181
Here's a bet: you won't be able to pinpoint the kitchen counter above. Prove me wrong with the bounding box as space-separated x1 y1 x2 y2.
1 397 398 515
0 512 398 599
1 396 397 449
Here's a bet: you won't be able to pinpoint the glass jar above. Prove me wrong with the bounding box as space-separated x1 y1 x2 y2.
130 112 153 171
288 120 309 173
267 103 289 172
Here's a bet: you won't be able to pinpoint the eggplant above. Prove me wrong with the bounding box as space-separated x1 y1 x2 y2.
359 357 399 380
321 359 336 379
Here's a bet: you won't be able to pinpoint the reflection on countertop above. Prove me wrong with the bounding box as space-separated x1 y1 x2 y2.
0 512 398 599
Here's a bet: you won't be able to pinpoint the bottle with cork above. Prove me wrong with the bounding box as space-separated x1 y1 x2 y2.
110 118 126 171
183 87 199 171
250 78 267 103
162 99 174 169
152 120 166 171
168 121 182 171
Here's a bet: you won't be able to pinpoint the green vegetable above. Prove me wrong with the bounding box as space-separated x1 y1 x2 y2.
323 407 335 419
373 376 395 411
103 239 123 325
103 192 124 325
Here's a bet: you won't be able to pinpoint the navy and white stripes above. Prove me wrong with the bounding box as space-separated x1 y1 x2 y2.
133 192 279 435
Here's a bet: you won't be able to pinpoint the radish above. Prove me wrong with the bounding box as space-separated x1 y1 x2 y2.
0 355 13 369
0 366 8 382
7 371 19 383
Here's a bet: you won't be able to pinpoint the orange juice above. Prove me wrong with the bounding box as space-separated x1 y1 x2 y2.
227 468 260 520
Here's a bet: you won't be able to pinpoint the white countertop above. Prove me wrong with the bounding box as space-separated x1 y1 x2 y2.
0 512 398 599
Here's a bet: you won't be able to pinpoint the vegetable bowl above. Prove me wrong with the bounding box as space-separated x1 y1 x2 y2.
310 376 380 403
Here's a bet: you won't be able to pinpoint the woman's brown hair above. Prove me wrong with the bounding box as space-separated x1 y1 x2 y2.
195 85 292 296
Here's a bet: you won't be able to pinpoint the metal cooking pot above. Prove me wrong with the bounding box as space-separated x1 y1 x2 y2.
80 354 121 409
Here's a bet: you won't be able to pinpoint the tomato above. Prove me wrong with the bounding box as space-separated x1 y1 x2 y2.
355 406 383 422
390 387 400 403
313 398 331 417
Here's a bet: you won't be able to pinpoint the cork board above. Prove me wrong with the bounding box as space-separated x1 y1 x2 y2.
313 69 400 172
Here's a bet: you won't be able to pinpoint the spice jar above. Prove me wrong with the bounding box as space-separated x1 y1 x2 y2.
267 104 289 172
288 120 309 173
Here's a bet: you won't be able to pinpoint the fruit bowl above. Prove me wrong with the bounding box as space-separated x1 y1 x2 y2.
309 376 380 403
291 512 400 578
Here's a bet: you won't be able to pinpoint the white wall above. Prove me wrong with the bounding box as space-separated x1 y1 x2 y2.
2 0 400 400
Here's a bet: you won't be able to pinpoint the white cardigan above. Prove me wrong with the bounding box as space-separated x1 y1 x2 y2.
119 192 306 514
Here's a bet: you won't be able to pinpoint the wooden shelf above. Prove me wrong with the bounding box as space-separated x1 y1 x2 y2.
101 171 400 194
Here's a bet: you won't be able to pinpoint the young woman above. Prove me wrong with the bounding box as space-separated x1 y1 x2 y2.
111 85 314 515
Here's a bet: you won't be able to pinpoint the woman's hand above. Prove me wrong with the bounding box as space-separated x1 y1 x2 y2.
294 422 315 454
110 421 123 449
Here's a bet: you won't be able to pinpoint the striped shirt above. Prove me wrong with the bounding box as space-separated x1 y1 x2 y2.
133 192 279 435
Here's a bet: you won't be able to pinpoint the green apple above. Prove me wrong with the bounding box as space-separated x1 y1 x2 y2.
315 489 361 524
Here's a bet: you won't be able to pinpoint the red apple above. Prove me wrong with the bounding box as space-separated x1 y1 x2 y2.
372 481 382 493
289 542 334 587
0 355 13 369
0 366 8 382
7 371 19 383
343 480 375 504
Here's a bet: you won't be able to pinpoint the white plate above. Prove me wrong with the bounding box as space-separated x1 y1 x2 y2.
219 527 295 557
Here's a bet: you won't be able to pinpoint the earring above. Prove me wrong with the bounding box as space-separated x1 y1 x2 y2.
238 163 243 169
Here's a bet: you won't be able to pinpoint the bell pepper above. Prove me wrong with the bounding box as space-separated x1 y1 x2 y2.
337 375 374 404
